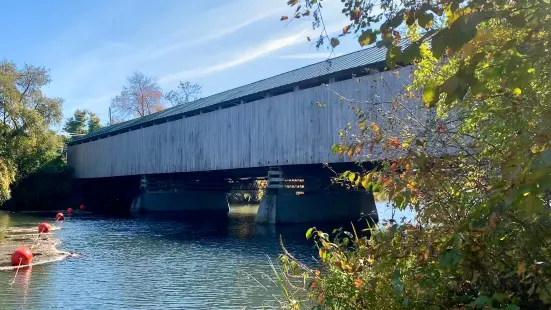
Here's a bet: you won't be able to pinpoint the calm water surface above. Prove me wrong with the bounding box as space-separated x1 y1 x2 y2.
0 203 397 309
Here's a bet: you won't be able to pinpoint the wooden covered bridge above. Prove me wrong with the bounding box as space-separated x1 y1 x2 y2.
67 44 416 224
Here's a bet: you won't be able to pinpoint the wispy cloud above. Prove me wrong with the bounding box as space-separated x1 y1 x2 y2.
146 11 277 61
159 30 309 83
158 19 349 84
277 52 344 59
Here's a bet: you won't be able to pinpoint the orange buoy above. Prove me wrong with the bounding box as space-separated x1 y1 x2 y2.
38 222 51 233
56 213 64 221
67 208 73 214
11 247 33 266
79 204 85 210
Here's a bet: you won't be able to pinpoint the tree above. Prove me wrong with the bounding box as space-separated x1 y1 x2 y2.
0 61 63 202
63 109 102 136
87 111 102 133
110 72 164 121
63 109 88 136
276 0 551 309
165 81 202 106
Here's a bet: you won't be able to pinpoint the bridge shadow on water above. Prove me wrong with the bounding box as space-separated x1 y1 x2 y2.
129 204 374 249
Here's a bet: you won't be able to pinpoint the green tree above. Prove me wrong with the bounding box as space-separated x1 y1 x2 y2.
277 0 551 309
87 111 102 133
63 109 88 136
0 61 63 202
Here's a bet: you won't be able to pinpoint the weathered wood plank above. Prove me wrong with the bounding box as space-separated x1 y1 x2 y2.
68 67 420 178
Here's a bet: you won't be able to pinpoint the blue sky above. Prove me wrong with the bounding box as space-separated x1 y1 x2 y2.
0 0 364 129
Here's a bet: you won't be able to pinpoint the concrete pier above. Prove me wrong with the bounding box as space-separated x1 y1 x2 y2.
256 190 376 224
131 191 229 213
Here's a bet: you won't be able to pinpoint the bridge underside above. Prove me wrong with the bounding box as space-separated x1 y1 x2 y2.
75 163 378 224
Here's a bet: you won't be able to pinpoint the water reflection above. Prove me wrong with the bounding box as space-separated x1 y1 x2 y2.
0 204 386 309
11 266 32 297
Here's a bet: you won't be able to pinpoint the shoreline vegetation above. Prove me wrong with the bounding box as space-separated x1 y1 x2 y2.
272 0 551 309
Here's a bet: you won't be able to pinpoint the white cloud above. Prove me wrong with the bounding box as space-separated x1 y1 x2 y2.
146 11 277 61
159 30 309 83
277 52 343 59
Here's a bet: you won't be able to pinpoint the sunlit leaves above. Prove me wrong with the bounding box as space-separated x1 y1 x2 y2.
358 29 376 47
279 0 551 308
306 227 315 239
422 80 440 108
348 172 356 183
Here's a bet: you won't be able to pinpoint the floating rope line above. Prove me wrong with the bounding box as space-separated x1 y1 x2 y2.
9 257 23 285
10 213 65 285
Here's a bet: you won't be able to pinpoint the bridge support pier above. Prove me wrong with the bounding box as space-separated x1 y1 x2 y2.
256 167 377 224
131 175 230 213
131 191 229 213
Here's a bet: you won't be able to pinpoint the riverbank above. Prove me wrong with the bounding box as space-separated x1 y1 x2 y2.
0 225 70 270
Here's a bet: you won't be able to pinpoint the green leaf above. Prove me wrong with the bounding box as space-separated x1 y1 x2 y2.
402 43 421 63
361 177 369 189
331 38 340 48
376 39 391 49
306 227 314 240
474 295 492 306
417 11 433 29
447 12 484 52
531 149 551 171
449 0 460 13
539 282 551 304
388 11 404 28
431 29 448 58
422 80 440 108
492 293 506 303
439 250 462 268
358 30 377 47
348 172 356 182
519 193 544 214
406 10 415 26
504 305 520 310
386 45 403 68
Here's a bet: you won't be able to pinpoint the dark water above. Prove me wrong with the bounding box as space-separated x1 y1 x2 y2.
0 203 399 309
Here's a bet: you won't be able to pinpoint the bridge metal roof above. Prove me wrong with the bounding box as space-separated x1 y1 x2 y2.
70 42 403 145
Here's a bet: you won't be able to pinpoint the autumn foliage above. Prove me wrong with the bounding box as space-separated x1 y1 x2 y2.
277 0 551 309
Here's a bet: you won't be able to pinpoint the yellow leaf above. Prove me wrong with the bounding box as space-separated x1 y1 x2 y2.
343 25 352 34
370 122 382 143
361 176 369 189
512 87 522 96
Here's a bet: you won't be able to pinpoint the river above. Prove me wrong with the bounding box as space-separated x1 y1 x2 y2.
0 203 404 309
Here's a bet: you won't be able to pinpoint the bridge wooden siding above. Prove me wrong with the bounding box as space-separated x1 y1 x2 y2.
67 67 414 179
